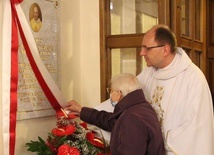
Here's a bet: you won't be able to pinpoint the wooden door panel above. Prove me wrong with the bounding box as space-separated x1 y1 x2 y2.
207 0 214 102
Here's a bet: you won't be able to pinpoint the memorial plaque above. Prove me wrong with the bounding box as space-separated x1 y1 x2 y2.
17 0 60 120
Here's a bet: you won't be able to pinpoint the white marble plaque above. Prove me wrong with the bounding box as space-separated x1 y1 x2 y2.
17 0 60 120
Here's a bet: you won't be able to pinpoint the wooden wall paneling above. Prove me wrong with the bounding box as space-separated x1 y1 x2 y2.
206 0 214 102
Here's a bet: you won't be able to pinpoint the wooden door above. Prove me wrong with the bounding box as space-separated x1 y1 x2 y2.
207 0 214 102
171 0 206 73
99 0 170 101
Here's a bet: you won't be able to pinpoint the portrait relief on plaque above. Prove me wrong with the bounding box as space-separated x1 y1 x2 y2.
18 0 60 120
29 3 42 32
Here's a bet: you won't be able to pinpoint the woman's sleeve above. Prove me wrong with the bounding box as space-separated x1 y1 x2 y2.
80 107 115 131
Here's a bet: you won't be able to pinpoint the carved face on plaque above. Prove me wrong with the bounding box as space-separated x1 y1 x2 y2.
29 3 42 32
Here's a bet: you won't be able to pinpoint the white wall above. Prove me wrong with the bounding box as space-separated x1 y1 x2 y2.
0 0 100 154
0 0 3 154
79 0 101 107
60 0 101 107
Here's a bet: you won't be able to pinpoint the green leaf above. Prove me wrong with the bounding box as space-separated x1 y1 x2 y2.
25 136 54 155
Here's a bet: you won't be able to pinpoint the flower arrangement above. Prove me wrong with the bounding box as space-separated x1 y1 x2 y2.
26 108 110 155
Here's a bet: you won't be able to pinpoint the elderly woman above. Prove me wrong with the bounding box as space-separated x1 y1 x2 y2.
65 73 165 155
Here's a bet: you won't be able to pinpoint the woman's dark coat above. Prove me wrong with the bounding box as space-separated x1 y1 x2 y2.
80 89 165 155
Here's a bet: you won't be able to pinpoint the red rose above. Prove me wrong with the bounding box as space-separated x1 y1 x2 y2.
58 144 80 155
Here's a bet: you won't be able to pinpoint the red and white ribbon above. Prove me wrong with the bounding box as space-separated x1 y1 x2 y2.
2 0 67 154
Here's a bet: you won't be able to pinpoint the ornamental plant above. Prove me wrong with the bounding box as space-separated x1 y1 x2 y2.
25 109 110 155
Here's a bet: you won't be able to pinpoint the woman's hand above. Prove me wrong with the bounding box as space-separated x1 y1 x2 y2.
64 100 82 116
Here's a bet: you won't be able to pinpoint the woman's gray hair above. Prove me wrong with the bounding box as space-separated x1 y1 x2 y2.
110 73 141 97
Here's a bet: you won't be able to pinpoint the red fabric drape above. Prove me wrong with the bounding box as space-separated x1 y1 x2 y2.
10 1 19 154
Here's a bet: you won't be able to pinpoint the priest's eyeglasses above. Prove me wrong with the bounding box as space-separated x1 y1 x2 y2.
141 45 165 52
106 88 111 94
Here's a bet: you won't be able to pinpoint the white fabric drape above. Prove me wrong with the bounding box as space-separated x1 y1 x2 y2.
2 1 12 154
